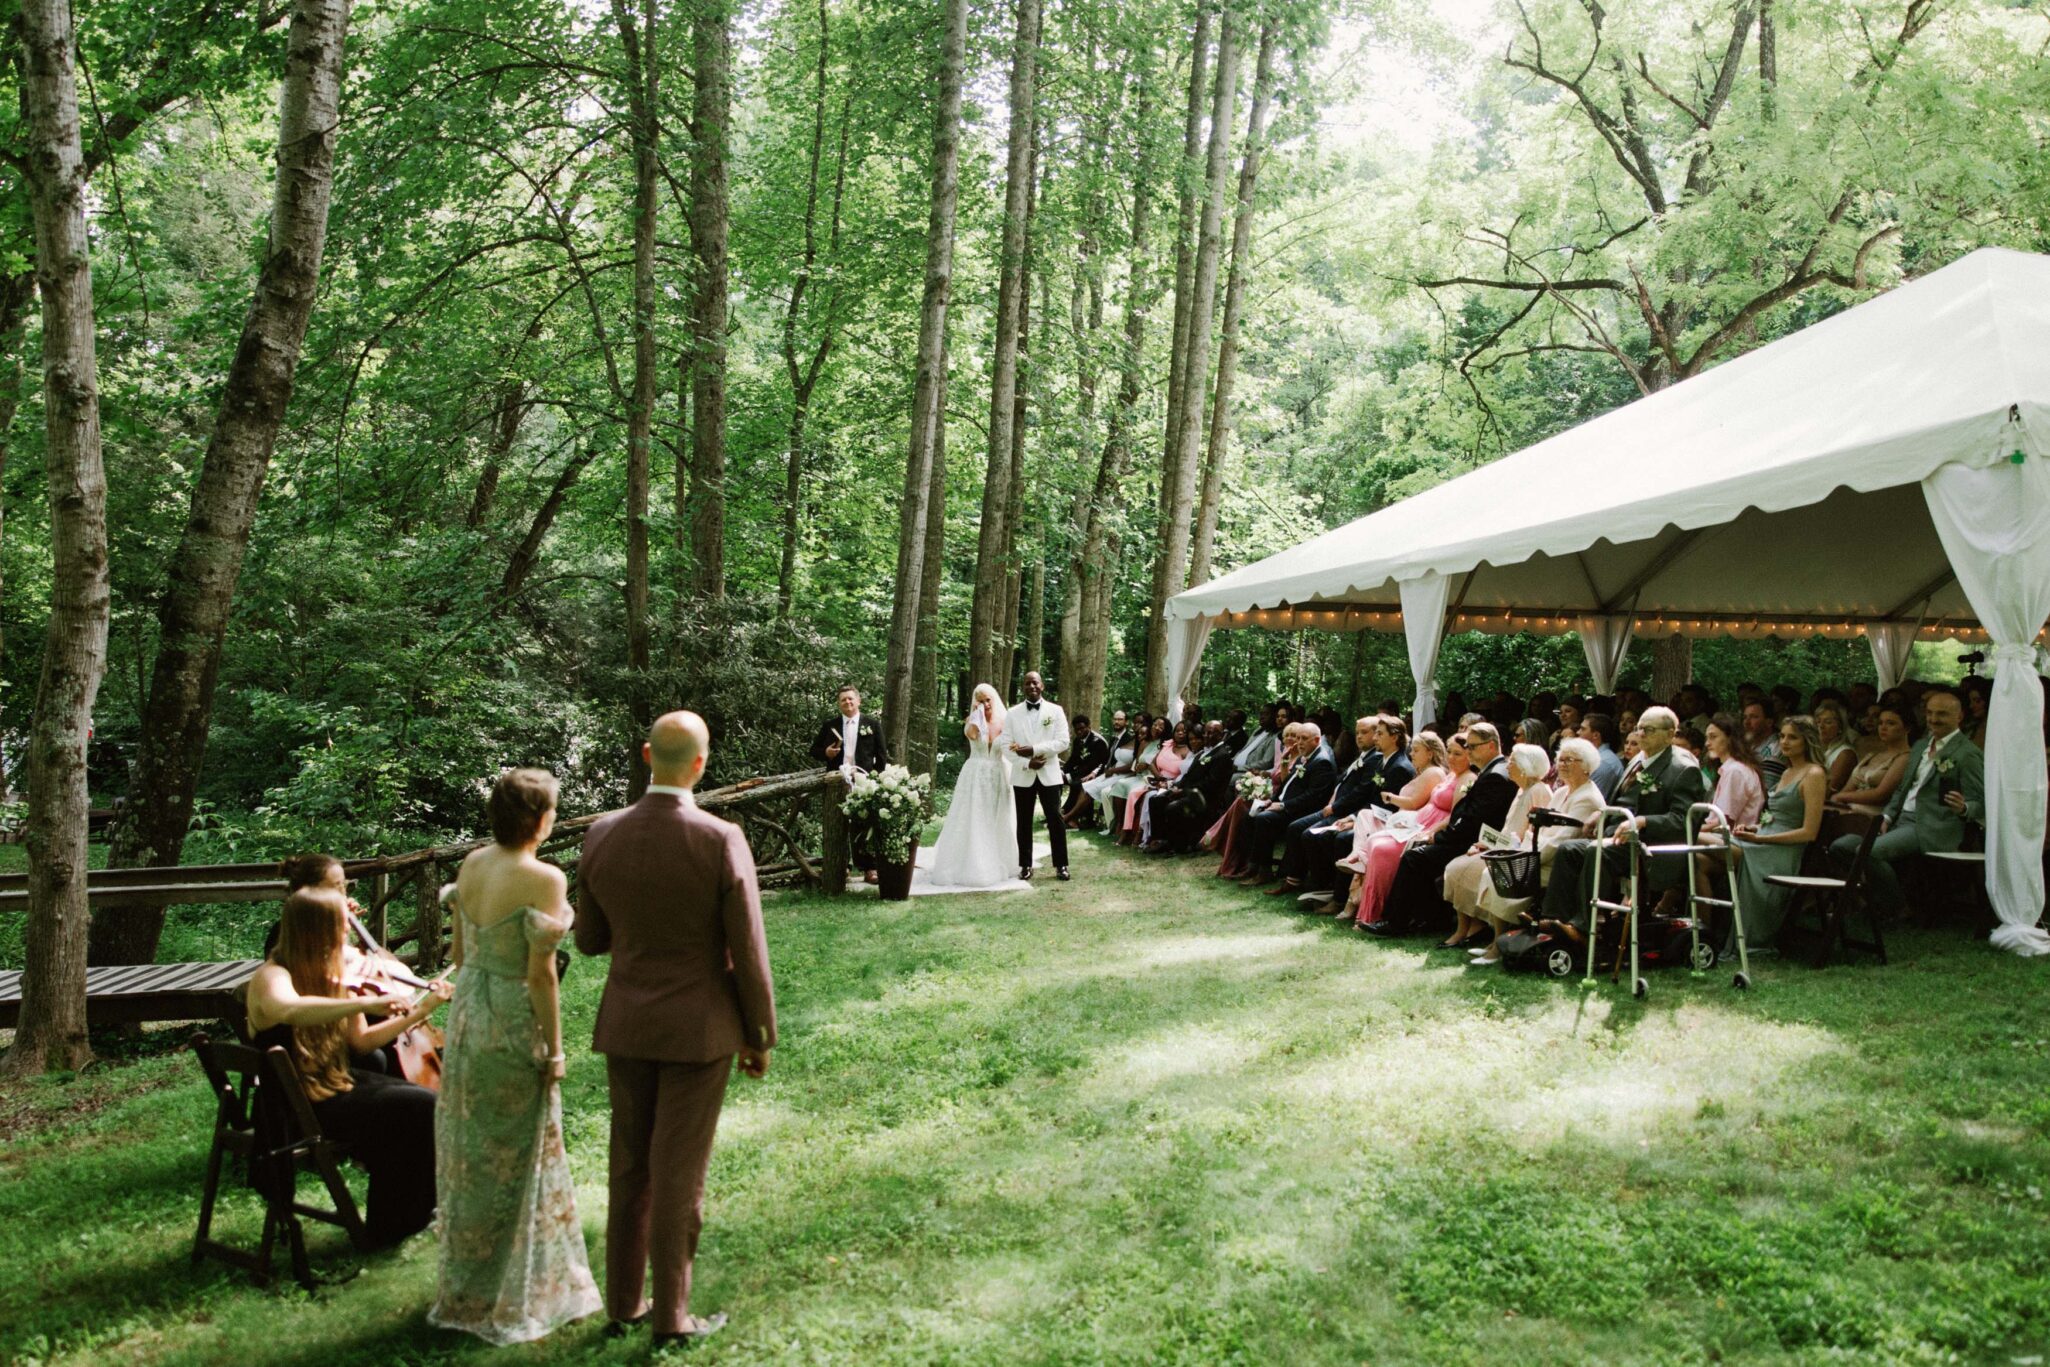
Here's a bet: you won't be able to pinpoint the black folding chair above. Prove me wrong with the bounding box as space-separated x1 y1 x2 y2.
1774 810 1887 968
189 1033 370 1289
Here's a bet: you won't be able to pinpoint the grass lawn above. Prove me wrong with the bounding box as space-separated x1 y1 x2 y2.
4 830 2049 1365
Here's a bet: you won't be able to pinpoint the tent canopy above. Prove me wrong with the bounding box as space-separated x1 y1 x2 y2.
1169 247 2047 637
1164 247 2050 956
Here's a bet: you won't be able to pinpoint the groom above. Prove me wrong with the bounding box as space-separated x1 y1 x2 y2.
1006 671 1071 881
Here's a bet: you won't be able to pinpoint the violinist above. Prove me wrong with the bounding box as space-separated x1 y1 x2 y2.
245 887 450 1248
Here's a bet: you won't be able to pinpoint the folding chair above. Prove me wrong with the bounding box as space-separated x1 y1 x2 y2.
189 1033 370 1289
1773 809 1886 968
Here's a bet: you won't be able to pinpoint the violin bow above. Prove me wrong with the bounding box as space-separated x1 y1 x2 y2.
348 908 430 989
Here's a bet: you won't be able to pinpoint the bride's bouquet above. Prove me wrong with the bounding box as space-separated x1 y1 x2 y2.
844 764 934 864
1234 772 1272 804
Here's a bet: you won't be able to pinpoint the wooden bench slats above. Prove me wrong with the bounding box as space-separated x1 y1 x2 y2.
0 960 262 1007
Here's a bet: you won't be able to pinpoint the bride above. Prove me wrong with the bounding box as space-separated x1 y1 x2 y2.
918 683 1028 893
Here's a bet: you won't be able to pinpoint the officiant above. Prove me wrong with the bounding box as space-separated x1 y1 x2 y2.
810 685 890 883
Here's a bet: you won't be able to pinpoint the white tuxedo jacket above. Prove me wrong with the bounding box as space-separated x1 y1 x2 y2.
1004 700 1070 788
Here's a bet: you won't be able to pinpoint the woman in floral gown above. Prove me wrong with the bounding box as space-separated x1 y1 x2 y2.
430 768 602 1344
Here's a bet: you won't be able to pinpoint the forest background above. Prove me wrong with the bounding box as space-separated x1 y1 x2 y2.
2 0 2044 979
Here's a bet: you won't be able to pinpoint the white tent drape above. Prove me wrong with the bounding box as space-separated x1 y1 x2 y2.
1867 621 1921 692
1922 455 2050 956
1399 572 1450 729
1575 616 1635 695
1163 616 1212 725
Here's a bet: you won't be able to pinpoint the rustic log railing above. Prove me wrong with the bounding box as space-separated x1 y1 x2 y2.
0 769 849 1003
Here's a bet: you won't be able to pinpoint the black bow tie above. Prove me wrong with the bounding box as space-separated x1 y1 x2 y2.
1026 701 1040 710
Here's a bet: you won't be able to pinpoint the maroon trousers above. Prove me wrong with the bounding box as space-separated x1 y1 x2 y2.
605 1054 734 1333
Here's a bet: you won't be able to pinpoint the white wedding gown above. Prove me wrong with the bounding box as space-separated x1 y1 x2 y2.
915 725 1030 894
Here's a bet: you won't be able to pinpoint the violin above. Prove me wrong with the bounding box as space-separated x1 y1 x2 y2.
343 908 446 1091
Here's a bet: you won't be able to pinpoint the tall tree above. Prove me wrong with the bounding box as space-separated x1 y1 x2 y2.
906 371 948 774
1187 17 1278 590
1157 4 1214 537
967 0 1042 690
685 0 732 600
5 0 111 1075
1144 8 1238 711
881 0 970 761
98 0 353 965
613 0 660 798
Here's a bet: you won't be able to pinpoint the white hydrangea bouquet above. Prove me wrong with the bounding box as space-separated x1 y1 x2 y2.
843 764 934 864
1235 771 1272 803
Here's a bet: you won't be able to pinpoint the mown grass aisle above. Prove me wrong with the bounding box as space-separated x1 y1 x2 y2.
4 833 2049 1365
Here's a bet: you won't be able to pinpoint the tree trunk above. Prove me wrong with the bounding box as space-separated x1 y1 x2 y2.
880 0 968 761
1188 18 1276 590
5 0 110 1076
1157 8 1213 549
1651 633 1692 703
1758 0 1776 120
685 0 730 601
966 0 1040 690
1024 557 1045 678
994 135 1038 694
0 272 33 801
1067 72 1160 732
465 379 527 528
97 0 352 967
501 443 603 602
1143 11 1238 712
907 377 947 775
614 0 660 800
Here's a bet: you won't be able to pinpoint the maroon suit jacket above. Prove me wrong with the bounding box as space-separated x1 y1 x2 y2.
574 793 777 1062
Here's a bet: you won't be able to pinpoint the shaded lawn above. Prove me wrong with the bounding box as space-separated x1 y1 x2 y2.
3 833 2048 1365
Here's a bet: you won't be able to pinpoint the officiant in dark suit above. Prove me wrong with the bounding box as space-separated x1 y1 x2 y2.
810 685 890 882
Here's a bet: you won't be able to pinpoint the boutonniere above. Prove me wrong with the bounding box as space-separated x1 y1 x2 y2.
1638 776 1661 796
1934 757 1956 777
1041 714 1053 729
1759 811 1776 829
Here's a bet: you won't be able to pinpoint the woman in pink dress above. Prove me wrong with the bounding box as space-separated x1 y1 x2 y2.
1122 721 1192 844
1348 736 1474 926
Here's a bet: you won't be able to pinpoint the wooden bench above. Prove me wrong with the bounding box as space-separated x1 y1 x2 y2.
0 860 389 913
0 959 262 1029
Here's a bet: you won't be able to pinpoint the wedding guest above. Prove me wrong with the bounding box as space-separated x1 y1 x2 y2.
1727 715 1829 952
245 887 449 1249
1742 699 1785 786
1213 725 1302 879
1833 704 1913 810
1145 721 1236 854
1123 721 1192 846
1829 685 1983 919
1677 686 1715 734
1065 710 1129 829
1335 734 1454 923
1962 675 1991 750
1579 713 1624 798
1675 724 1705 759
1233 703 1282 773
1620 727 1644 764
577 712 775 1348
1812 700 1858 792
1220 708 1250 757
1440 743 1553 950
1770 685 1802 724
1295 718 1418 907
1366 724 1517 938
1271 716 1387 901
1101 719 1168 834
1676 714 1764 915
432 768 601 1342
1553 698 1584 747
1469 738 1606 964
1237 723 1337 884
1063 715 1110 828
810 685 890 883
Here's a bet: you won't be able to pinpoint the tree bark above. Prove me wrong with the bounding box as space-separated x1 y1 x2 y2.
1023 557 1045 678
613 0 660 800
1651 633 1692 702
1758 0 1776 120
500 442 603 602
464 378 527 529
0 272 33 801
5 0 110 1075
1157 7 1213 549
994 130 1039 694
1144 10 1238 712
966 0 1040 690
97 0 352 967
1188 18 1277 591
685 0 731 601
880 0 968 762
907 374 948 775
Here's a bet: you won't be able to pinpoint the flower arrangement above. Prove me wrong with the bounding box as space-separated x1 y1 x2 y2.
1235 772 1272 803
843 764 934 865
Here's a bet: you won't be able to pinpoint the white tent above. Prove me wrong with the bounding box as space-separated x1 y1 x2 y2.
1164 246 2050 955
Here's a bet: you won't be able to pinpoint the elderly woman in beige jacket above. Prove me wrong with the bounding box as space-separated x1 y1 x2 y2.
1467 738 1607 966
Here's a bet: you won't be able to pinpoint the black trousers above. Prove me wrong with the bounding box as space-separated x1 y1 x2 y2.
1148 790 1212 852
1278 811 1330 882
1015 781 1069 871
1381 840 1464 934
1243 806 1297 873
312 1068 438 1247
1294 826 1355 893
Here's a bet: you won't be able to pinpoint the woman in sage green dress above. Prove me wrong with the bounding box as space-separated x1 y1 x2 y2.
430 768 602 1344
1729 716 1830 950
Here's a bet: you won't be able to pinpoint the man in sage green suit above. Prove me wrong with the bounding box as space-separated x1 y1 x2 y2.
1539 706 1711 930
1829 685 1984 915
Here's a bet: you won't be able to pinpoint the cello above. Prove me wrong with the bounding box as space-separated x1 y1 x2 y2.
344 908 447 1090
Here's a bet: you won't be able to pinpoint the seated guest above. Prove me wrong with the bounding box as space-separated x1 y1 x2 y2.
1146 721 1237 853
1833 703 1912 810
1532 706 1707 941
1270 716 1388 900
1220 708 1250 758
1828 685 1983 919
1327 711 1362 772
1441 742 1553 949
1062 714 1111 828
245 887 450 1248
1676 685 1715 734
1676 713 1764 914
1742 699 1784 786
1236 723 1337 885
1515 718 1551 756
1728 714 1830 950
1297 719 1420 908
1674 724 1705 760
1122 720 1192 845
1553 697 1584 748
1469 739 1607 964
1619 726 1644 765
1214 724 1303 878
1769 684 1802 724
1066 710 1130 828
1101 718 1167 834
1076 711 1141 827
1811 700 1858 792
1232 703 1284 774
1338 733 1458 924
1578 713 1624 798
1364 724 1517 938
1962 675 1991 750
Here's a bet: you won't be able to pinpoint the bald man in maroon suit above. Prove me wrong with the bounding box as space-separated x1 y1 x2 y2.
575 710 776 1349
